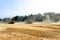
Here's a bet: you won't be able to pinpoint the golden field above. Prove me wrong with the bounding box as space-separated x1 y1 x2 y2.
0 22 60 40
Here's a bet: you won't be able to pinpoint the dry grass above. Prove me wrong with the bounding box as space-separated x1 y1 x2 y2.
0 22 60 40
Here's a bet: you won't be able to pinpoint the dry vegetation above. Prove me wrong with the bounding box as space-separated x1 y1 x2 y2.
0 22 60 40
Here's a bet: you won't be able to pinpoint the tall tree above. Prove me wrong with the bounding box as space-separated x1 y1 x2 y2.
12 16 19 21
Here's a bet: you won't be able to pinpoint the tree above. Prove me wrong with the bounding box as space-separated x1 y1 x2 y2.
44 12 59 22
34 13 44 22
0 18 2 21
12 16 19 22
25 14 34 24
2 18 11 23
23 15 28 21
18 16 24 21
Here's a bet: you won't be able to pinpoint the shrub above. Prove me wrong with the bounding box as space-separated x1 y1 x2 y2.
25 20 33 24
8 20 15 24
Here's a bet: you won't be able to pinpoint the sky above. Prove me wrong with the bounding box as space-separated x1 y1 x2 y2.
0 0 60 18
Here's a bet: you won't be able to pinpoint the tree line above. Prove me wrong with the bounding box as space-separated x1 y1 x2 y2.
0 12 60 23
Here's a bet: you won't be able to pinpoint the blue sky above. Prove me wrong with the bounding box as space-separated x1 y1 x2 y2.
0 0 60 18
0 0 31 18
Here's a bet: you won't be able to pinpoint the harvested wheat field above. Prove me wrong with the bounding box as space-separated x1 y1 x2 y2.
0 22 60 40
